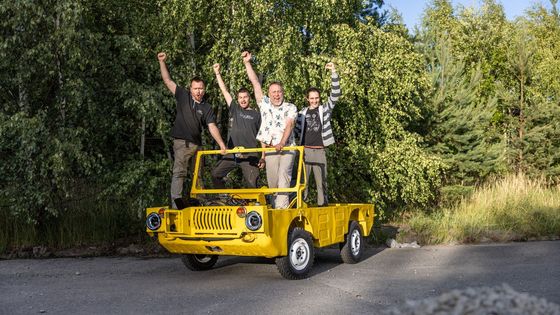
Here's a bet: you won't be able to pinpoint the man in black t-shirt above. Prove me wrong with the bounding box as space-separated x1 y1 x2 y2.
158 52 227 209
210 63 264 188
295 62 341 207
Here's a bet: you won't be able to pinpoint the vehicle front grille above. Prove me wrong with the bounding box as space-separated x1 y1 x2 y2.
192 207 233 233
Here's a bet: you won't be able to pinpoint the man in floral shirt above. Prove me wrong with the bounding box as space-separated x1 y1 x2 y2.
243 51 297 209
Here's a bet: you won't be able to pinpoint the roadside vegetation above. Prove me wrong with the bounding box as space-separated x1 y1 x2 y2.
398 174 560 245
0 194 149 255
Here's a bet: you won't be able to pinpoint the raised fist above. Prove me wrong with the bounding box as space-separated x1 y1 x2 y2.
157 52 167 62
213 63 221 74
325 62 335 71
241 51 252 63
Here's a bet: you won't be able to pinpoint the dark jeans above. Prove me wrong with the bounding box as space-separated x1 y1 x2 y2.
211 154 260 189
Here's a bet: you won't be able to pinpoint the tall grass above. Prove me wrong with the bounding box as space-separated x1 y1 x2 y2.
0 194 160 255
404 173 560 245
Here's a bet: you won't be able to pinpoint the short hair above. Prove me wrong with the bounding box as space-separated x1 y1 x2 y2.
237 87 251 97
268 81 284 91
306 87 321 98
190 76 205 86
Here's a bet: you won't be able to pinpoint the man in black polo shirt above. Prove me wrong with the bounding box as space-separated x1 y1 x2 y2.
158 52 227 209
211 63 264 188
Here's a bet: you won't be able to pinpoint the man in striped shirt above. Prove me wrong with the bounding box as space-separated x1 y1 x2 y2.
295 62 341 207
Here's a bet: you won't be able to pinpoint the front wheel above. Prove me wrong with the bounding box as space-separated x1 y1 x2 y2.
340 221 364 264
181 254 218 271
275 228 315 280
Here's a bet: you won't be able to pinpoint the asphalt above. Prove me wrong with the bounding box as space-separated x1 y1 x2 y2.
1 241 559 315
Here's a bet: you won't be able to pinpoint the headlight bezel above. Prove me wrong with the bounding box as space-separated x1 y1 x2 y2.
245 211 262 231
146 212 162 231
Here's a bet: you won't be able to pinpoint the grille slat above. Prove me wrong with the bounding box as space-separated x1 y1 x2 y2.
217 212 223 230
192 207 233 233
227 212 232 229
204 211 209 230
194 211 200 229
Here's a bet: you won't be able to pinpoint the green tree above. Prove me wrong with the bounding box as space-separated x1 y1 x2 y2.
417 2 508 185
0 0 167 246
423 39 506 185
329 21 444 215
507 2 560 177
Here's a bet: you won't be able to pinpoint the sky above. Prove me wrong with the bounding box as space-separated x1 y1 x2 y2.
383 0 554 29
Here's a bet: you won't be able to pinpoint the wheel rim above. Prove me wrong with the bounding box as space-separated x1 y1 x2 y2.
289 238 310 271
350 229 361 256
194 255 212 263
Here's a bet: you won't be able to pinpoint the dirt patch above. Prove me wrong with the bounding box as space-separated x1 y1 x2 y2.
0 240 170 260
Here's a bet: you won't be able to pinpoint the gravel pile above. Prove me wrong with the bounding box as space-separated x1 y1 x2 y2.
386 238 421 249
384 284 560 315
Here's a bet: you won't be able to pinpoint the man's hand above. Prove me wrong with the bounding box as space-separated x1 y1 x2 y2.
213 63 221 75
274 142 284 152
243 50 263 103
242 51 252 64
158 52 176 94
258 158 266 169
325 62 335 71
219 143 227 155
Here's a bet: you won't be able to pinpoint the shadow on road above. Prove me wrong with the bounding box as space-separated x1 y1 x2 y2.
207 244 386 278
212 256 276 269
308 244 386 277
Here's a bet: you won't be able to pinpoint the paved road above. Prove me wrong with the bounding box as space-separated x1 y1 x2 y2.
1 241 559 315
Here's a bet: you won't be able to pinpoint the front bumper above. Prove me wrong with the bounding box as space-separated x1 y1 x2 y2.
146 205 287 258
158 232 281 257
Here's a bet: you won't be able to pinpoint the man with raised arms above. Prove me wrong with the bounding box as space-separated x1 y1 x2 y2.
157 52 226 209
242 51 298 209
211 63 264 189
295 62 341 207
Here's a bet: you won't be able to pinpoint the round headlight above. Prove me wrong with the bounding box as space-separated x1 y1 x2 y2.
146 212 162 231
245 211 262 231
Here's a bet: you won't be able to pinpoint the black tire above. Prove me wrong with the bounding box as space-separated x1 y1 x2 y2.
275 227 315 280
181 254 218 271
340 221 364 264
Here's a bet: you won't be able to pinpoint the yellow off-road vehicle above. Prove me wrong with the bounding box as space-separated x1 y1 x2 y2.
146 146 374 279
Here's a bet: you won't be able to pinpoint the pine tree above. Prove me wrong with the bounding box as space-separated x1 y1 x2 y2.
418 1 507 186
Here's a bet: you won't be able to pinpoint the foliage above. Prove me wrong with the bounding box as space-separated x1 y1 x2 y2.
325 21 444 217
418 0 560 185
514 5 560 178
0 0 166 248
418 31 507 185
402 173 560 245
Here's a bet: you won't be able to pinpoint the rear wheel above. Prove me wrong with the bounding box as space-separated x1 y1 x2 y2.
275 228 314 280
340 221 364 264
181 254 218 271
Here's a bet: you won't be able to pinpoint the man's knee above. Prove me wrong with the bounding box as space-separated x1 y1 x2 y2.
211 168 221 179
246 173 259 188
173 169 188 178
